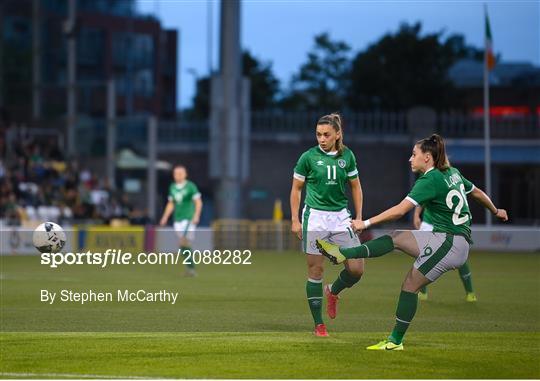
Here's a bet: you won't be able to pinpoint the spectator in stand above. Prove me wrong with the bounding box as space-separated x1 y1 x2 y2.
0 138 148 225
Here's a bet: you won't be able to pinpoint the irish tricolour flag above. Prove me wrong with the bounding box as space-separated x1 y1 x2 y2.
485 7 496 71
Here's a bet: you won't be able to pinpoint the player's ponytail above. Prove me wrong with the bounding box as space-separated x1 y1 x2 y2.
417 134 450 171
317 112 345 155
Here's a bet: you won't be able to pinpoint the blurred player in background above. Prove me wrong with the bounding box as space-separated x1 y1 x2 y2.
160 165 202 277
290 113 365 337
414 206 477 302
317 134 508 349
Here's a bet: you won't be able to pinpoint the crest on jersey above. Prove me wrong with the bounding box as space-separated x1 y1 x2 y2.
337 159 346 168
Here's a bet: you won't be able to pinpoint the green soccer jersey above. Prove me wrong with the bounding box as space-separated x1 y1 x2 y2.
168 180 201 221
422 207 434 225
407 167 475 242
293 145 359 211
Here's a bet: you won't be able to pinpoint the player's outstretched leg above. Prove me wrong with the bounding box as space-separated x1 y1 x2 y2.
316 235 394 264
316 240 345 264
458 260 477 302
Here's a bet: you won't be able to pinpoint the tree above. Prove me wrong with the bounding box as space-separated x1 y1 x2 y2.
280 33 351 111
347 23 447 110
442 34 484 62
188 51 279 118
190 77 211 119
243 51 280 110
346 22 483 110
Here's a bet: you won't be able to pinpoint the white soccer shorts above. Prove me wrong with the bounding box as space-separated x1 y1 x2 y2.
301 206 361 255
411 231 470 281
173 220 196 242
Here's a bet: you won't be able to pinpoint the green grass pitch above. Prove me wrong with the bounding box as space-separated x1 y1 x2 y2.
1 250 539 378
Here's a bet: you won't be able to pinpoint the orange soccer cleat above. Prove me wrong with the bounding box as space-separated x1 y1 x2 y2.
313 323 329 337
324 284 340 319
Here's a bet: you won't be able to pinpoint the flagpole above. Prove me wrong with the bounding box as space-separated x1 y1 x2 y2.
483 4 492 227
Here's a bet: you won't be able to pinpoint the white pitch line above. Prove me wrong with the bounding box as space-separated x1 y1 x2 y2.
0 372 161 379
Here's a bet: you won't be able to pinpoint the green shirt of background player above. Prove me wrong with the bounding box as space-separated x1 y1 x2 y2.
290 113 365 337
159 165 203 277
316 134 508 350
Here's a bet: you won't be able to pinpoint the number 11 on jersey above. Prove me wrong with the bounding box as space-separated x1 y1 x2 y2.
327 165 336 180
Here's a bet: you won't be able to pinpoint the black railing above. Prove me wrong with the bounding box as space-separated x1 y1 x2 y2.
250 110 408 135
68 111 540 156
438 113 540 139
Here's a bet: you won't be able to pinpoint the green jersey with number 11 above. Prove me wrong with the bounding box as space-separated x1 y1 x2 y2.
293 145 359 211
406 167 474 243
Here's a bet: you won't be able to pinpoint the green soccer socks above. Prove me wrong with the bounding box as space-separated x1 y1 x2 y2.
306 279 323 325
331 269 361 295
340 235 395 259
389 290 418 345
458 260 474 293
181 246 195 269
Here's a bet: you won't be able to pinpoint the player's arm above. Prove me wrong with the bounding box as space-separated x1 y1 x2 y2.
413 206 423 229
349 177 363 220
290 178 304 240
352 199 415 232
353 175 434 231
469 187 508 221
159 200 175 226
460 169 508 222
192 196 203 225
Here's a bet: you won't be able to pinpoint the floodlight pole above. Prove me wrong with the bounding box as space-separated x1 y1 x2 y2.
32 0 41 120
207 0 213 74
65 0 77 157
209 0 250 219
483 54 492 227
0 2 3 109
106 79 116 190
147 116 158 222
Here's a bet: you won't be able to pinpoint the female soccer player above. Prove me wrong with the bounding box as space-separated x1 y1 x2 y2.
414 206 477 302
290 113 365 337
159 165 203 277
316 134 508 349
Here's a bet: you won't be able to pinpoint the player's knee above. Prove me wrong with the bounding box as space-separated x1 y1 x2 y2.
401 282 418 293
346 265 364 278
400 271 411 289
389 230 405 250
308 265 324 279
401 272 423 293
